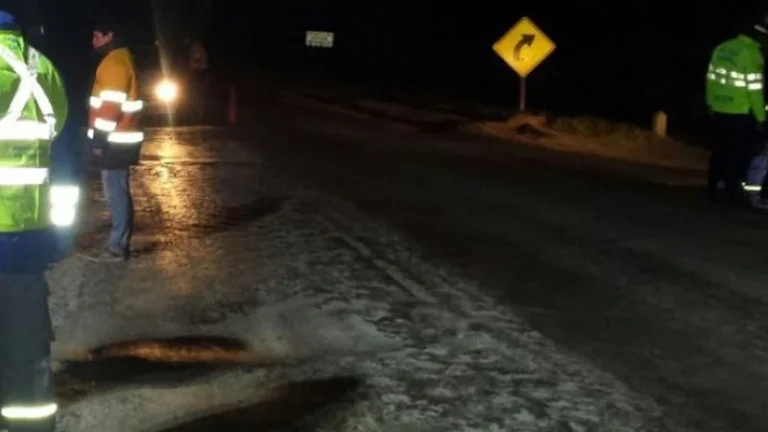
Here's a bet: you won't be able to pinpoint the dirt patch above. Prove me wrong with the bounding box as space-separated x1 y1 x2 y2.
465 114 709 172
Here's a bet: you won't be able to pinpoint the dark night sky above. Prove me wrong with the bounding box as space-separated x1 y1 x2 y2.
2 0 766 124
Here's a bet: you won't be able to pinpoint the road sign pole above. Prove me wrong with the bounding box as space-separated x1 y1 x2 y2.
492 16 555 112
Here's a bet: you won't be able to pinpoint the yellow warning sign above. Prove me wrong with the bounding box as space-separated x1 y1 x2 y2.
492 17 556 78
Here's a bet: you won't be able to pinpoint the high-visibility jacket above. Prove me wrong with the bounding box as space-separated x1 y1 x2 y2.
88 46 144 168
0 30 75 236
706 34 766 123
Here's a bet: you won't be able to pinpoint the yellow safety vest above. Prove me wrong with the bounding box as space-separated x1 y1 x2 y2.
0 32 77 232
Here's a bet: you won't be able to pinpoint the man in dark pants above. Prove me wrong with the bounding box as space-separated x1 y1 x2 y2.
706 16 767 205
0 277 55 432
0 10 78 432
709 114 758 203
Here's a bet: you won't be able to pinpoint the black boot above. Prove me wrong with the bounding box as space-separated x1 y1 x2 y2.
3 358 55 432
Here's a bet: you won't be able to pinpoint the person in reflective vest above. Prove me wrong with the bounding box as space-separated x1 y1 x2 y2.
0 10 77 432
706 15 767 205
84 19 143 262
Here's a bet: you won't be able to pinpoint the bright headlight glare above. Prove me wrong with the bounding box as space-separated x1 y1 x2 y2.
155 80 178 102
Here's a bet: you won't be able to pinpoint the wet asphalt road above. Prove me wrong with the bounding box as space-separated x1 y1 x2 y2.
59 91 768 431
249 96 768 432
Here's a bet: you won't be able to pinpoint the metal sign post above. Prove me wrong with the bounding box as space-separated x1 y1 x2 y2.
492 17 556 112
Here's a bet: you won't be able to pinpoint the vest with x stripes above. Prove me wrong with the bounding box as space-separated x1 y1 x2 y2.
0 32 76 232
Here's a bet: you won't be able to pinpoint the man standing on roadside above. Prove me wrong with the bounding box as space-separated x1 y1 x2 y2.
706 15 767 205
84 19 144 262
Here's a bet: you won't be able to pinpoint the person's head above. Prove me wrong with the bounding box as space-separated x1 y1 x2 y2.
744 12 768 45
92 20 121 50
0 10 19 31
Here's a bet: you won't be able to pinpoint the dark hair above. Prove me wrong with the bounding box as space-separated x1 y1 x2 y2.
93 19 122 38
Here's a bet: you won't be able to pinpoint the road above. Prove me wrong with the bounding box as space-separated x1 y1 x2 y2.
48 90 768 431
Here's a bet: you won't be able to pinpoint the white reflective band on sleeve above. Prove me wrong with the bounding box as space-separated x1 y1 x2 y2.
99 90 128 103
50 184 81 227
1 403 57 419
94 118 117 132
107 131 144 144
50 185 80 205
51 205 76 227
121 100 144 113
0 120 55 140
89 96 103 108
749 83 763 90
0 167 49 185
87 128 94 139
743 183 762 191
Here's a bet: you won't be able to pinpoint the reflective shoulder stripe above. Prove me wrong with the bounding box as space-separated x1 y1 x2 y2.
0 44 56 131
26 48 54 118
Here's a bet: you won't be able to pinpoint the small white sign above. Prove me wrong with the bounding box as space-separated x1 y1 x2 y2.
305 31 334 48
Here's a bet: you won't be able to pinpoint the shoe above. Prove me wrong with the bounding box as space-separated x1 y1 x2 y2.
78 248 126 262
750 197 768 210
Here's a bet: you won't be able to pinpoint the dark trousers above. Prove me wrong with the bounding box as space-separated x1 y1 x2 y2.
709 113 758 202
0 274 55 432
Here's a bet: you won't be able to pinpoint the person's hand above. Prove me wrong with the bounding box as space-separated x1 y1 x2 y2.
93 148 103 156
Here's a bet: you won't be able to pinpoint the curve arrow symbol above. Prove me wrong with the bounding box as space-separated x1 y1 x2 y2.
513 33 535 61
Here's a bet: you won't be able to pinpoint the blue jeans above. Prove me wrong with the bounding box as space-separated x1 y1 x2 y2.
101 169 133 254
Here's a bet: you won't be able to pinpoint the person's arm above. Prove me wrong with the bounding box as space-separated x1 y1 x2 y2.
89 56 131 132
706 53 715 111
743 50 766 123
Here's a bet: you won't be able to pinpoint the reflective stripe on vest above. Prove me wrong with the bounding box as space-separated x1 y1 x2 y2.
708 64 764 91
0 42 64 231
87 128 144 144
0 167 49 185
0 44 55 140
0 120 56 140
89 88 144 144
